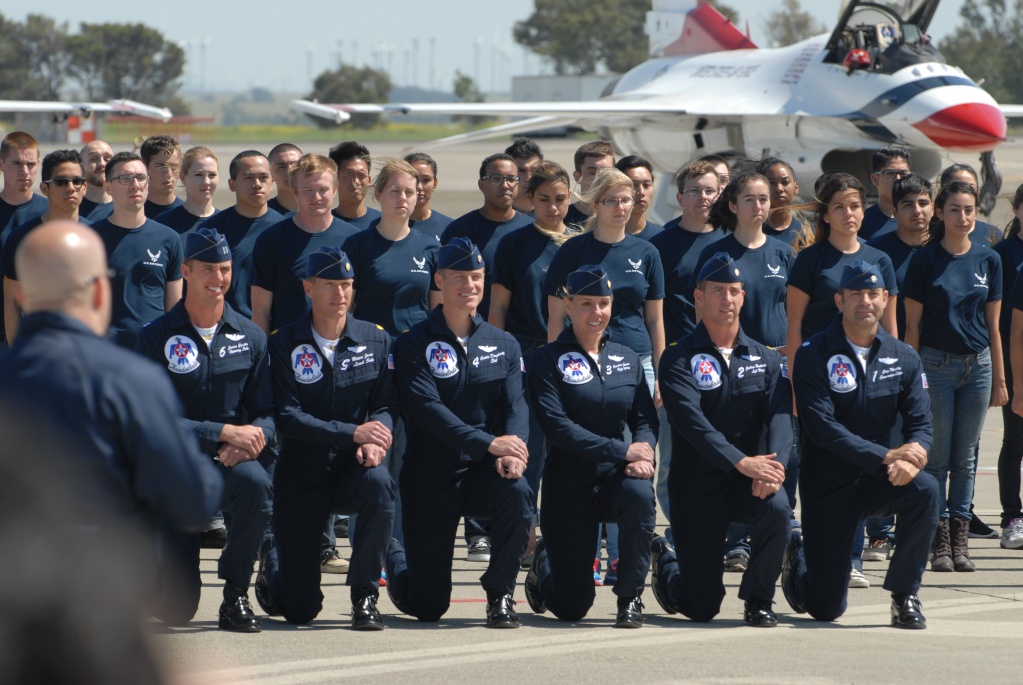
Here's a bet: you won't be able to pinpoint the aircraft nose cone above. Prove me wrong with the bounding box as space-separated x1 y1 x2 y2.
912 102 1006 151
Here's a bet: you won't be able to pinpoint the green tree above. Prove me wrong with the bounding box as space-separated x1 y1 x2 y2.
66 23 185 107
764 0 827 47
940 0 1023 105
0 13 72 101
306 64 392 129
452 70 489 126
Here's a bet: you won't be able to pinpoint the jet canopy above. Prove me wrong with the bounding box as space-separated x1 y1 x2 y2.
825 0 944 74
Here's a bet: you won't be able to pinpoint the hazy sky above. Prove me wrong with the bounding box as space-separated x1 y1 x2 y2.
9 1 967 94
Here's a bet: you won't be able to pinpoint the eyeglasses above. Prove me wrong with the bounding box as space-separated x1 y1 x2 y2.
82 267 116 288
340 172 371 184
113 174 150 186
879 169 908 180
45 176 87 188
483 174 519 186
682 187 718 198
599 198 635 207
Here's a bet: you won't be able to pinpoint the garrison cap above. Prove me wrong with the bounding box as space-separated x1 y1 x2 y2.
696 252 742 284
566 264 613 297
438 237 484 270
184 227 231 263
839 259 885 290
305 246 355 280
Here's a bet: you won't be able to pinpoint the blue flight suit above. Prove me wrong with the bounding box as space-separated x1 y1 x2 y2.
789 317 940 621
527 328 658 620
136 301 275 619
657 324 793 621
388 306 533 621
263 313 397 624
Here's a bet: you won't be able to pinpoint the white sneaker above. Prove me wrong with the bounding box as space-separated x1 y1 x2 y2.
1000 517 1023 549
848 569 870 588
320 548 349 574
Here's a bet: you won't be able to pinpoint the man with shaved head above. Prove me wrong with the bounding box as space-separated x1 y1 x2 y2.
0 221 222 582
79 140 115 222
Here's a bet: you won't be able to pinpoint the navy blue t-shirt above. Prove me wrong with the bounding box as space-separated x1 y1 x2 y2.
764 216 807 247
564 203 591 231
144 196 183 220
196 206 284 318
90 218 183 348
631 220 664 242
689 233 794 348
491 224 562 344
411 210 453 241
787 240 898 340
860 203 894 241
266 196 294 216
3 215 92 281
251 216 358 331
79 198 114 222
650 225 723 344
440 209 533 321
867 231 923 340
902 242 1002 355
993 235 1023 347
971 220 1004 247
155 205 220 235
341 227 440 336
1009 266 1023 332
333 206 381 232
0 194 48 340
544 232 665 355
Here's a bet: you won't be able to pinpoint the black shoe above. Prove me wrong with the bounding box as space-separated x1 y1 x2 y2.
891 593 926 629
649 536 678 615
615 596 644 628
486 594 520 629
968 513 999 539
352 592 385 631
781 529 806 614
201 526 228 549
334 517 350 539
385 538 411 616
743 598 778 627
524 538 547 614
219 595 261 633
254 535 279 616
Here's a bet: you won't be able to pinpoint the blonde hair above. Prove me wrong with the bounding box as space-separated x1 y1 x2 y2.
580 168 634 233
372 158 419 194
180 146 218 176
288 154 338 194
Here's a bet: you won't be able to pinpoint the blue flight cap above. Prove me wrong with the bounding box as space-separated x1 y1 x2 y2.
438 237 484 270
566 264 613 297
184 227 231 263
839 259 885 290
305 246 355 280
696 252 742 284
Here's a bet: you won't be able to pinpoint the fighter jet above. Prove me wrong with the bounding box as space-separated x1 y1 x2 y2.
292 0 1020 215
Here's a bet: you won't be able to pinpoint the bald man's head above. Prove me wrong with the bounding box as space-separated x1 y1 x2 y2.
16 221 112 335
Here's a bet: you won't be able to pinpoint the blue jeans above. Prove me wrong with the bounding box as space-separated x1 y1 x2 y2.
602 354 658 567
919 346 991 520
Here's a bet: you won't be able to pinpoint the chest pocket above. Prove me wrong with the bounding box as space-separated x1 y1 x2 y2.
211 353 252 378
336 356 381 387
732 361 769 395
864 364 903 401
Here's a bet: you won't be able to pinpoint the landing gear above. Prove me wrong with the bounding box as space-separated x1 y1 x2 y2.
979 150 1001 217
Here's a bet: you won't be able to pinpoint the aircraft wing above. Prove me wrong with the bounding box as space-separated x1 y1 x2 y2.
1001 105 1023 118
292 99 690 121
0 99 172 121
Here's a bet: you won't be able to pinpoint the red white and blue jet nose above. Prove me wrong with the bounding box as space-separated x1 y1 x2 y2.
912 103 1006 152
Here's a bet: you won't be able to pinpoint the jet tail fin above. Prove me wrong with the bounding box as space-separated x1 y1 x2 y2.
646 0 757 57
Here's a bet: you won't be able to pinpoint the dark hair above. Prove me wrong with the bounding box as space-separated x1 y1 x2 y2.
505 137 543 161
41 149 83 182
930 181 979 244
615 155 654 177
479 152 516 179
573 140 614 173
710 172 769 232
404 152 438 176
937 162 978 188
892 173 933 208
675 160 719 193
328 141 371 170
268 142 302 159
696 153 728 168
812 173 866 244
871 146 911 173
106 152 143 181
139 135 178 166
1006 183 1023 240
526 160 571 195
229 150 267 180
756 156 794 177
